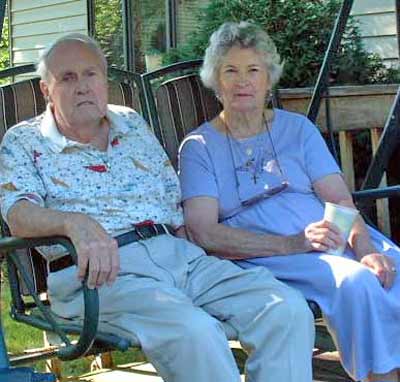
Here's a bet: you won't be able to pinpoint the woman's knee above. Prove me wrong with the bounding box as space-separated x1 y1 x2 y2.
340 266 380 298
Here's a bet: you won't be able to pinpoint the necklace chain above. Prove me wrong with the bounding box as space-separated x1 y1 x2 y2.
221 113 285 184
222 115 268 184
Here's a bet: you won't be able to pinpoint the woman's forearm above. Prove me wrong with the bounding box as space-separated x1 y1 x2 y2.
186 222 307 260
312 174 378 260
348 216 377 260
326 197 377 259
327 196 378 259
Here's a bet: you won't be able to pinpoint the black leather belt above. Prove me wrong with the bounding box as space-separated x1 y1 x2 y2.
48 223 174 273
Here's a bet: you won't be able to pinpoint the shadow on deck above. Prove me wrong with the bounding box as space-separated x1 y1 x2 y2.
60 349 352 382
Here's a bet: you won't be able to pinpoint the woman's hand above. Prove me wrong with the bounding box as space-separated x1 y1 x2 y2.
360 253 397 289
303 219 344 252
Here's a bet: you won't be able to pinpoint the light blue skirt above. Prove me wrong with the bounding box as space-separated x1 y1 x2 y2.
236 226 400 381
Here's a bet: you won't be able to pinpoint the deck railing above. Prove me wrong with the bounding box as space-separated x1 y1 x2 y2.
280 83 398 236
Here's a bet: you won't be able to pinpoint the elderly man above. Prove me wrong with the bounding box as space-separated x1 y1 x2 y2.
0 34 314 382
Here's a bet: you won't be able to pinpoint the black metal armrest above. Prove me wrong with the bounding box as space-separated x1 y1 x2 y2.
0 236 99 361
352 185 400 202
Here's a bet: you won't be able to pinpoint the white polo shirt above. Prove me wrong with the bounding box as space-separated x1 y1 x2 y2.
0 104 183 240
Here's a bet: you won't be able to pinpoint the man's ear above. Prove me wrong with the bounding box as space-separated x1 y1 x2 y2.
39 80 50 102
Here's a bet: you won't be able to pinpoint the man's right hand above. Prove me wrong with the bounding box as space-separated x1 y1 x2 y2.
65 213 119 289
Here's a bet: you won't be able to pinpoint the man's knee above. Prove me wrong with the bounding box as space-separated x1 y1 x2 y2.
236 271 314 332
268 288 314 334
164 312 226 349
253 287 315 340
183 315 223 340
142 310 239 382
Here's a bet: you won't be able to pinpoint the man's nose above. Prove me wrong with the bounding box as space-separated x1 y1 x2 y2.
76 77 90 93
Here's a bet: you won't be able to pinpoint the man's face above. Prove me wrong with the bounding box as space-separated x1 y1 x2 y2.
40 41 108 129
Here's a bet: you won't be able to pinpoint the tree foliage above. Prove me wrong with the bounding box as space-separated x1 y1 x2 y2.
95 0 124 68
163 0 399 87
95 0 166 72
0 16 9 71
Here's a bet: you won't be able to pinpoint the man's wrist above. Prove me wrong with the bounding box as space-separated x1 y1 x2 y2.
63 211 83 237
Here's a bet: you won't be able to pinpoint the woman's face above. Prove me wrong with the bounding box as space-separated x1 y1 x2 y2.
217 46 270 114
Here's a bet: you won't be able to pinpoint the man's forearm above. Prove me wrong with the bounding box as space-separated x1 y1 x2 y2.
7 200 120 288
7 200 75 237
187 222 307 260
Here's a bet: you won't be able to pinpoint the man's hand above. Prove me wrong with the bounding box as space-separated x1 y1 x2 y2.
174 225 187 239
303 219 344 253
360 253 396 290
65 213 119 289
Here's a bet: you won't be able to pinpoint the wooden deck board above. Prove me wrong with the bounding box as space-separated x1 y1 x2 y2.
62 357 351 382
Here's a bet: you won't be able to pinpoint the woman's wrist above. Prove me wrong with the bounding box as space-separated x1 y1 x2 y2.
352 239 377 260
285 232 309 255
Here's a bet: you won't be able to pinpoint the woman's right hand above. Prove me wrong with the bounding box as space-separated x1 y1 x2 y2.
303 219 344 253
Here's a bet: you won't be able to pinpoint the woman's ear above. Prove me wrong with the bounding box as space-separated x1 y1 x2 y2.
214 84 223 105
265 88 272 103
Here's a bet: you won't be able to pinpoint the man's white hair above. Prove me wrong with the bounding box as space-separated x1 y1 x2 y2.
36 33 107 81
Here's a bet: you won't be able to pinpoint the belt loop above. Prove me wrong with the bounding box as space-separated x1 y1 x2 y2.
160 223 171 235
134 227 145 240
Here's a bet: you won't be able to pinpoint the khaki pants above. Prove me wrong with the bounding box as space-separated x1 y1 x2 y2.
48 235 314 382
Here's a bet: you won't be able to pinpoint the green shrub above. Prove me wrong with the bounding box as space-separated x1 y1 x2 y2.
0 17 9 70
163 0 399 87
95 0 124 68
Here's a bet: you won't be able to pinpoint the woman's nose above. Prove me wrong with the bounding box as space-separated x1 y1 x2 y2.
236 72 249 86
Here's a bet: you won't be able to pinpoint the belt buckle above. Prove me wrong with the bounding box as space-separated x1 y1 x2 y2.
134 220 156 240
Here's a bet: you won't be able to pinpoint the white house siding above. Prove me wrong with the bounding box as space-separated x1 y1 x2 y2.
10 0 87 67
351 0 398 67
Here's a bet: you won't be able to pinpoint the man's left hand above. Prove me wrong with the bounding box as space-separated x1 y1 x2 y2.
360 253 397 290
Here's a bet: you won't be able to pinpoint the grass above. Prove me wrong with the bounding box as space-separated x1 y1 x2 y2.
0 264 146 379
1 279 43 354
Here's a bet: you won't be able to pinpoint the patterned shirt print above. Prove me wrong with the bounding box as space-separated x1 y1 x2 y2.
0 104 183 241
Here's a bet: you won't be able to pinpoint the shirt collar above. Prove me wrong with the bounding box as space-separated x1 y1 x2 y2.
39 104 130 153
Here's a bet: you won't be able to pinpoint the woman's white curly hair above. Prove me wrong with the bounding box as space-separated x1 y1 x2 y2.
200 21 283 92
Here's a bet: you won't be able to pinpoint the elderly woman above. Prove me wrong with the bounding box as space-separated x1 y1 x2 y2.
179 21 400 382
